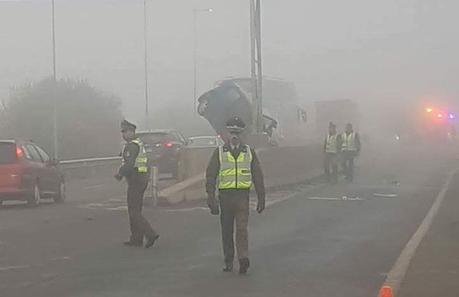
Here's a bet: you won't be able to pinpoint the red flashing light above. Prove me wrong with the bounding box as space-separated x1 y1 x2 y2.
16 146 24 158
164 142 173 148
437 113 444 119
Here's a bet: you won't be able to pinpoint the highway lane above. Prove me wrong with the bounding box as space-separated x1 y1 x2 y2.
0 144 456 297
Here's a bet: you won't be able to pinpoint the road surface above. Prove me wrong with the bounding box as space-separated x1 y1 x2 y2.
0 143 457 297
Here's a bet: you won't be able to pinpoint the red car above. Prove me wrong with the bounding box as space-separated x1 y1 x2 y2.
0 140 65 206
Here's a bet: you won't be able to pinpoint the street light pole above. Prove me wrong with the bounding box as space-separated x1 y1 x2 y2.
143 0 150 130
193 8 213 115
249 0 263 133
51 0 58 159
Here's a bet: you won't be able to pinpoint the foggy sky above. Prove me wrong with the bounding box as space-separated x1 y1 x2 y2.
1 0 459 127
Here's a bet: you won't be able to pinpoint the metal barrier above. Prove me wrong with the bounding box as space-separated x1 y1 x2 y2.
60 156 121 166
60 156 160 205
60 156 121 180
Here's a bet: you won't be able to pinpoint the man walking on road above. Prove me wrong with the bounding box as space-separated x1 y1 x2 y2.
115 120 159 248
206 117 266 274
341 123 361 182
324 122 341 184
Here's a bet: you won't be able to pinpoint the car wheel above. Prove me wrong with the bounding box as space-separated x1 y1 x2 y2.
54 181 66 203
27 183 41 207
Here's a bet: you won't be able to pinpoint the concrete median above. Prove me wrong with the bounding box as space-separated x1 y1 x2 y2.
160 144 324 204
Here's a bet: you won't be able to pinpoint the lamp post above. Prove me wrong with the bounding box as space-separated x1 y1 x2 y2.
143 0 150 130
249 0 263 133
51 0 58 159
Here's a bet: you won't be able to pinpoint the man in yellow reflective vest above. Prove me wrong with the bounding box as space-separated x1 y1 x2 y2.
115 120 159 248
206 117 266 274
324 122 342 184
341 123 361 182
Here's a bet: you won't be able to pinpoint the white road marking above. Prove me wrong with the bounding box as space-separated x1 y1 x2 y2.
308 197 340 201
165 207 208 213
307 196 364 201
0 265 30 272
373 193 398 198
50 256 71 261
165 192 300 213
380 168 458 296
83 184 106 190
266 193 298 207
107 206 128 211
79 203 104 209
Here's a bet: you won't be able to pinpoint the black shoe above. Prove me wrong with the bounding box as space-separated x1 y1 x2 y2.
145 235 160 249
223 262 233 272
124 240 143 247
239 258 250 274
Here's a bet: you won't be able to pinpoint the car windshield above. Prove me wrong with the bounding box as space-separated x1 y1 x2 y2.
0 142 17 164
189 137 218 147
138 133 168 145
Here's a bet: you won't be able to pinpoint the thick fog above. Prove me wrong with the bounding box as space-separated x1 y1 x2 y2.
1 0 459 129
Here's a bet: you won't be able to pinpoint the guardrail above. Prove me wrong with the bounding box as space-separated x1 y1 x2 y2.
60 156 160 205
60 156 121 179
60 156 121 166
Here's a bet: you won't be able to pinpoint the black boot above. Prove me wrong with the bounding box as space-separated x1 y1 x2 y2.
239 258 250 274
145 235 160 249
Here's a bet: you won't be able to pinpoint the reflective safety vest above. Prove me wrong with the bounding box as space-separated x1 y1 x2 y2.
218 145 253 190
122 138 149 173
342 132 357 152
325 134 338 153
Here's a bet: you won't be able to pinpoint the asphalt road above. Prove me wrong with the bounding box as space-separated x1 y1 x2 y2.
0 143 456 297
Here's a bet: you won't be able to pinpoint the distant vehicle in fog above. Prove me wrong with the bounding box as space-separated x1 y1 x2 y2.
188 136 224 148
0 140 65 206
137 130 188 178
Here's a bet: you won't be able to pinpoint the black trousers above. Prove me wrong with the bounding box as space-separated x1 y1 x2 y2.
341 151 356 182
127 175 157 243
219 191 250 264
324 153 338 183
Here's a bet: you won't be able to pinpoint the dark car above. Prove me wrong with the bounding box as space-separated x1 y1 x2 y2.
0 140 65 206
137 130 188 178
188 135 224 148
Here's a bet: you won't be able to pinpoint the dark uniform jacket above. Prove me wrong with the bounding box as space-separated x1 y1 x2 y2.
206 144 265 202
119 141 142 180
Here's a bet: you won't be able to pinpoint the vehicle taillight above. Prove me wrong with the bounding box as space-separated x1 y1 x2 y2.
164 142 173 148
16 146 24 158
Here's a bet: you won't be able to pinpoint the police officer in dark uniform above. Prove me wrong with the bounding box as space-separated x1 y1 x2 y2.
206 117 266 274
115 120 159 248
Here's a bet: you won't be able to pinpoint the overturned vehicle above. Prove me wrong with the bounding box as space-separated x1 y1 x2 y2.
197 77 307 145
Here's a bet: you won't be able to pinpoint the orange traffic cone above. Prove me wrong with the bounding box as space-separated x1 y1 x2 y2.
379 285 394 297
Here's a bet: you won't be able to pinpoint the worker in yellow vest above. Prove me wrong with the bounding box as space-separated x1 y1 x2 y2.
206 117 265 274
341 123 361 182
324 122 342 184
115 120 159 248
